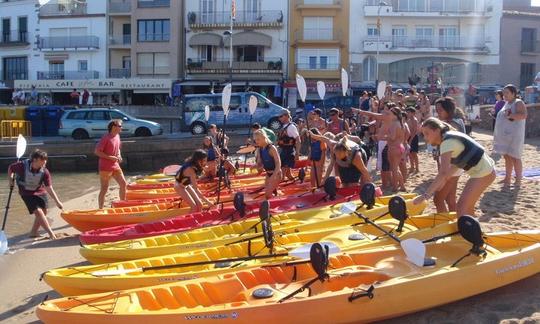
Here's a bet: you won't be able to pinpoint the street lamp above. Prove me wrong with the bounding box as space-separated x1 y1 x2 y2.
376 1 388 88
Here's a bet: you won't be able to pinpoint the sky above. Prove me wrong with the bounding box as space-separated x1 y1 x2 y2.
533 0 540 6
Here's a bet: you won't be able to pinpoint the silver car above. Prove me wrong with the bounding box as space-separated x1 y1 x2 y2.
59 108 163 140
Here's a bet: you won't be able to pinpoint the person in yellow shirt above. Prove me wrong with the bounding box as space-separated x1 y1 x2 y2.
413 117 495 217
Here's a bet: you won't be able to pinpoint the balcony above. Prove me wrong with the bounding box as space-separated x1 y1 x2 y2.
186 58 283 75
521 40 540 55
109 68 131 78
137 0 170 8
0 30 29 47
293 29 343 46
363 36 489 53
39 1 87 17
188 10 283 29
364 0 491 17
296 0 342 15
37 70 99 80
295 63 340 79
38 36 99 50
109 35 131 46
109 0 131 14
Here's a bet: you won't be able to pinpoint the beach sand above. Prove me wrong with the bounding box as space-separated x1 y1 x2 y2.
0 130 539 323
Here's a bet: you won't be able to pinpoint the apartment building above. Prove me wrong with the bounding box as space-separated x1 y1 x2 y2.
350 0 502 90
287 0 350 107
183 0 288 101
500 0 540 88
0 0 39 103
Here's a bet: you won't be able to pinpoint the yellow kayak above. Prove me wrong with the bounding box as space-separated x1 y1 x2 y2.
79 195 425 264
37 219 540 323
45 212 456 296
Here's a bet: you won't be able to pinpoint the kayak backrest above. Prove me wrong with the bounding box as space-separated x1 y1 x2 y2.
310 243 329 280
233 192 246 217
298 168 306 183
389 196 407 222
259 200 274 251
259 200 270 222
360 183 376 209
458 215 485 254
323 176 337 200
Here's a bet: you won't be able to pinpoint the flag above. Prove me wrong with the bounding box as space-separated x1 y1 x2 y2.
231 0 236 20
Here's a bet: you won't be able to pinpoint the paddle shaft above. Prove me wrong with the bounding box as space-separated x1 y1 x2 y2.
243 114 254 172
216 121 227 204
353 210 401 243
1 182 14 231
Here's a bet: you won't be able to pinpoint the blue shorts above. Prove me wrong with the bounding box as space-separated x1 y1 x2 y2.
280 147 296 168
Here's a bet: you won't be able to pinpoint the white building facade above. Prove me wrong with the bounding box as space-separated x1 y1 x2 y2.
349 0 503 89
183 0 288 99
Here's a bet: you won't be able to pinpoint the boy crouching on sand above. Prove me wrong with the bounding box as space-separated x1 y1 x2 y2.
8 149 63 240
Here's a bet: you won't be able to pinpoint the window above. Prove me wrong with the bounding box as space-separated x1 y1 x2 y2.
18 17 27 42
304 0 333 3
3 57 28 80
397 0 425 11
122 56 131 69
200 0 216 24
363 56 376 81
320 56 328 69
110 111 126 120
439 26 458 48
520 63 535 88
88 111 109 120
137 19 170 42
2 19 10 43
298 48 339 70
392 26 407 47
184 96 214 112
199 45 214 62
303 17 333 40
236 46 263 62
521 28 536 53
48 62 64 79
429 0 443 11
137 53 170 75
78 60 88 71
66 111 87 120
309 56 317 69
415 26 433 47
367 25 379 37
245 0 259 21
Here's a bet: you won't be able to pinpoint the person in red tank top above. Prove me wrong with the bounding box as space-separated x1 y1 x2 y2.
94 120 127 209
326 108 349 136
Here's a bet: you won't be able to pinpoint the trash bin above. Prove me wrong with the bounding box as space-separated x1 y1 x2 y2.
25 106 45 136
44 106 67 136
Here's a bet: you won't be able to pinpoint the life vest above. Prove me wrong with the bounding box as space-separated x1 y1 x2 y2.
259 145 276 172
277 123 296 147
334 146 366 184
310 141 322 162
175 161 202 186
206 146 217 162
16 159 46 191
442 131 484 171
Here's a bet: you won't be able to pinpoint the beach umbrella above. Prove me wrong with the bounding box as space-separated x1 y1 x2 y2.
377 81 387 99
1 134 27 254
341 68 349 97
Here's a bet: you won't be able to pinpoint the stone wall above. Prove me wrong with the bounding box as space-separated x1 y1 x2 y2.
477 103 540 137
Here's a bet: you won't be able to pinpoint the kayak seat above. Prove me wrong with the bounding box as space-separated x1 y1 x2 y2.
186 283 214 307
153 222 167 231
201 279 245 303
152 287 181 309
170 286 198 308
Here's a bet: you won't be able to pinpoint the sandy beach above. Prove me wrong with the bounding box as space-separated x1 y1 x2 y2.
0 129 539 323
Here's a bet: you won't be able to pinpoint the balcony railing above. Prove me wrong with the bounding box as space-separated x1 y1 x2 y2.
295 29 342 42
109 0 131 13
297 0 341 6
109 68 131 78
109 35 131 45
296 63 340 70
186 58 283 74
38 36 99 50
521 40 540 54
365 0 487 15
363 36 488 51
39 1 87 16
137 0 170 8
37 70 99 80
188 10 283 28
0 30 29 45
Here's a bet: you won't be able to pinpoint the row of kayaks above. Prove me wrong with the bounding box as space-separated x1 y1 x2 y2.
37 168 540 323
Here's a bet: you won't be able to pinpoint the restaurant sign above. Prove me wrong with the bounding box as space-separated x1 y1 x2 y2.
14 79 172 91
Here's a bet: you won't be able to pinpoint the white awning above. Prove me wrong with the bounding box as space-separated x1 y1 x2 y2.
224 31 272 47
188 33 223 47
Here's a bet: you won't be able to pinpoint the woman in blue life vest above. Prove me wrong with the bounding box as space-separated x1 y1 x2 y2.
414 117 495 217
330 138 372 187
202 136 220 179
254 130 282 199
308 128 326 188
174 149 215 212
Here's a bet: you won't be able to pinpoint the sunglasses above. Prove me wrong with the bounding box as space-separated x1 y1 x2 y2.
114 124 123 128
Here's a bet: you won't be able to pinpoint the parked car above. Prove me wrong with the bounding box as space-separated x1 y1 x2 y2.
179 92 288 135
59 108 163 140
534 71 540 87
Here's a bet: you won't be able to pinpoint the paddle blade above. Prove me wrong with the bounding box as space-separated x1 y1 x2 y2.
16 134 26 159
163 165 181 176
222 83 232 117
340 202 357 215
377 81 387 99
0 231 8 255
341 68 349 96
91 268 141 277
204 105 210 122
317 81 326 100
248 95 258 115
289 242 340 260
401 238 426 267
296 74 307 103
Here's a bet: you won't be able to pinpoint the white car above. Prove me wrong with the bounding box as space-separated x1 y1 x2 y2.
59 108 163 140
534 71 540 87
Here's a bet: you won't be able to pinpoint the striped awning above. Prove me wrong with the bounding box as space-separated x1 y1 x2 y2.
224 31 272 47
188 33 223 47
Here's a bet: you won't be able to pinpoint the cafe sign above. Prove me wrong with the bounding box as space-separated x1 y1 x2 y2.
14 79 172 91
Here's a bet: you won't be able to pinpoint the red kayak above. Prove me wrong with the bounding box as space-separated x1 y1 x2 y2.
80 185 366 245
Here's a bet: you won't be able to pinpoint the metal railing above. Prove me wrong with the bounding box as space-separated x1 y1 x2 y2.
37 70 99 80
295 29 342 42
109 68 131 78
296 63 340 70
365 0 486 14
0 30 29 45
137 66 169 75
39 1 87 16
1 71 27 80
137 33 170 42
186 58 283 73
109 0 131 13
521 40 540 53
38 36 99 49
297 0 341 5
365 35 487 50
188 10 283 26
109 34 131 45
137 0 170 8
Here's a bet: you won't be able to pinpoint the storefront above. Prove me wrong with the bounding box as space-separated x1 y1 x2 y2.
14 79 172 106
